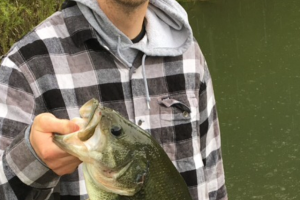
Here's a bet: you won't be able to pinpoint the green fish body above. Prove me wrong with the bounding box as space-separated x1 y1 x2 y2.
54 99 192 200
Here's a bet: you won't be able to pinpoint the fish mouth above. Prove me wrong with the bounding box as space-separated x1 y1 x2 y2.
99 159 133 179
77 99 101 141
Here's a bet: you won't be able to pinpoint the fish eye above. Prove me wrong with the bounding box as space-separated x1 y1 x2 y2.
111 125 122 137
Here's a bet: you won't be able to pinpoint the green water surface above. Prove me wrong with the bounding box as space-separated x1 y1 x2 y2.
181 0 300 199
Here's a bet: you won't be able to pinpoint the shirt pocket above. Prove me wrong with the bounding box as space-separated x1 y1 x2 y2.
158 93 198 123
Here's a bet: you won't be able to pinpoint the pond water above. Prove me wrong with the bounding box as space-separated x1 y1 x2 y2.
180 0 300 199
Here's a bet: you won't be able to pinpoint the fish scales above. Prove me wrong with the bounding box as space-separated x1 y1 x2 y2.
54 99 192 200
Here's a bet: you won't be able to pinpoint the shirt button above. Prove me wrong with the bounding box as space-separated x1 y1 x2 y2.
182 111 189 118
138 119 143 126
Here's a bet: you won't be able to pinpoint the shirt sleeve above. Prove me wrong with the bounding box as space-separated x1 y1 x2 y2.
0 56 59 200
199 60 228 200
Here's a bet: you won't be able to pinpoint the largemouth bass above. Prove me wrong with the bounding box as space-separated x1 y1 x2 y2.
54 99 192 200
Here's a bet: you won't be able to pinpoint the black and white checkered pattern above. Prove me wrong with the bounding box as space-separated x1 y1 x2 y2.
0 4 227 200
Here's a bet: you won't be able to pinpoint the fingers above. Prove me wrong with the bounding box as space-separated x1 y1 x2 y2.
34 113 80 135
47 155 82 176
30 113 82 176
38 140 69 160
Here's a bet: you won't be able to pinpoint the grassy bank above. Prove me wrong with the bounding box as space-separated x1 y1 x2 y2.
0 0 62 58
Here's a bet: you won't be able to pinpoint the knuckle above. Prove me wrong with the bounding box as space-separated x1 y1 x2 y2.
54 170 64 176
41 150 54 161
39 149 47 159
54 167 75 176
47 161 61 172
46 162 55 170
33 113 53 130
65 167 76 175
38 113 52 124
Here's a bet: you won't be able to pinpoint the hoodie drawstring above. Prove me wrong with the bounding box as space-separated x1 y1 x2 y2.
117 36 151 110
117 35 132 67
142 54 151 110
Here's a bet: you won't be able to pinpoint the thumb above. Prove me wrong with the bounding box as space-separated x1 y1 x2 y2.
34 113 80 135
57 119 80 135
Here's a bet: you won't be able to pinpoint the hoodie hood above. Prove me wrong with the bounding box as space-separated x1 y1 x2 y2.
137 0 193 56
68 0 193 109
71 0 193 61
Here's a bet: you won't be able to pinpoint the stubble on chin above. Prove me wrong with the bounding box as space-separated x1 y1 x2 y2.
113 0 148 8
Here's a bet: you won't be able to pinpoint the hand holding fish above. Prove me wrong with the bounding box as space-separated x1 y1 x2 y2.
30 113 82 176
54 99 192 200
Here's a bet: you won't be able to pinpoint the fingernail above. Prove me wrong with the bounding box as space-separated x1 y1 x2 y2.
72 123 80 132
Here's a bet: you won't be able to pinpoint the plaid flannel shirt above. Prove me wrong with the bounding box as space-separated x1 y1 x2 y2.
0 4 227 200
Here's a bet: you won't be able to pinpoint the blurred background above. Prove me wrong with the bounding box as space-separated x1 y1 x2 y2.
1 0 300 199
180 0 300 199
0 0 62 56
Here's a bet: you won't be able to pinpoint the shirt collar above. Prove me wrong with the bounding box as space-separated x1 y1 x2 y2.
62 4 97 47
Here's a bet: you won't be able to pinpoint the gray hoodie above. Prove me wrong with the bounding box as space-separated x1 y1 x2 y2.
71 0 193 108
71 0 193 67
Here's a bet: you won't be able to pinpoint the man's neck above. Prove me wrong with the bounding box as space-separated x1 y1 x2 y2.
97 0 149 40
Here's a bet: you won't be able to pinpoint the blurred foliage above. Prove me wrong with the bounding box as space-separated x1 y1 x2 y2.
0 0 63 58
0 0 200 60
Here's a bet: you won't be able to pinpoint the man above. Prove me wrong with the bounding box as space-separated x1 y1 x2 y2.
0 0 227 199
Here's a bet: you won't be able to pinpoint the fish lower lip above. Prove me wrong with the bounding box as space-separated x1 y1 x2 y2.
87 159 140 196
100 159 133 179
